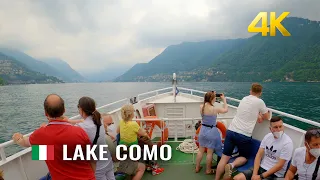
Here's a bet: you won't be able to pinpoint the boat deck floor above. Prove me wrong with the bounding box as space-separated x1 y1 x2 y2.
141 140 219 180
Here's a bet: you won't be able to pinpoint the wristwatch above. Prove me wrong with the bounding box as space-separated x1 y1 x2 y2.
260 174 264 179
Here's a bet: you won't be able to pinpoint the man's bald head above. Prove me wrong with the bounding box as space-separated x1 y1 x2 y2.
44 94 65 118
101 113 113 130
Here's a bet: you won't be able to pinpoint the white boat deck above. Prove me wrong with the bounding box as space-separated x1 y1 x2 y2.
147 95 201 104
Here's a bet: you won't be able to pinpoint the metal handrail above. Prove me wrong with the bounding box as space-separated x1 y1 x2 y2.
178 87 320 127
1 86 319 163
137 87 172 101
0 98 129 162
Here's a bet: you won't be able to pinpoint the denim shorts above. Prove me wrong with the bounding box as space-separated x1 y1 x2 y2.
223 130 252 158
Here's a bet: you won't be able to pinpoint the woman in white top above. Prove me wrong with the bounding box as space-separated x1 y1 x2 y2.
285 128 320 180
76 97 115 180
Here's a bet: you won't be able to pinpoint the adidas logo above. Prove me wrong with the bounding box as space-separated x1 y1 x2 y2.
265 146 277 160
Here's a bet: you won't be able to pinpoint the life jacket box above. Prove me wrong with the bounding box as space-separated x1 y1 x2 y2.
142 104 156 117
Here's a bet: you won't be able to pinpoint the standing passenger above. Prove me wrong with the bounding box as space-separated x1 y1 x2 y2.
195 91 228 174
12 94 95 180
76 97 115 180
215 83 271 180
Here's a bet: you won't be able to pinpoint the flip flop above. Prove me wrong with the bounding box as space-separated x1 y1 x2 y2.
205 169 216 175
195 166 203 173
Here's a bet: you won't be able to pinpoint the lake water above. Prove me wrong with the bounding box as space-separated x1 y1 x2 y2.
0 82 320 155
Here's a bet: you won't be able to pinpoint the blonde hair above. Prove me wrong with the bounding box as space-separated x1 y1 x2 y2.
121 104 134 121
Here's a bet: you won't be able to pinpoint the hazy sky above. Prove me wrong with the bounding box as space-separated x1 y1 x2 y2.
0 0 319 71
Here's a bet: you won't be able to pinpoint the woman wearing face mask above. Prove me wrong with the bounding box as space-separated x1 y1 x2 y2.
285 128 320 180
195 91 228 174
77 97 115 180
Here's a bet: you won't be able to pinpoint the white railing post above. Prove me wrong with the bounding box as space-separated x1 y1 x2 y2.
0 147 6 162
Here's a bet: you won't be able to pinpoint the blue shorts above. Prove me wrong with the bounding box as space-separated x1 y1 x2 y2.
223 130 252 158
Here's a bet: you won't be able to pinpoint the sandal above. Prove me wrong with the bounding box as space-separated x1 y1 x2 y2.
195 166 203 173
205 169 216 175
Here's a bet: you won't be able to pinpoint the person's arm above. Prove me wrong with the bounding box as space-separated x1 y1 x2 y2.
285 165 297 180
251 148 265 179
68 119 84 125
216 94 228 114
260 101 271 121
12 133 31 147
138 128 149 138
262 142 294 179
260 159 286 178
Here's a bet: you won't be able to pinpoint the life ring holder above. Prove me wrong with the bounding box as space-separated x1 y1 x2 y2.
194 121 227 151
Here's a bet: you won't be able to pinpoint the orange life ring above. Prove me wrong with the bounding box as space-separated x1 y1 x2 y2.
194 121 227 151
136 116 169 146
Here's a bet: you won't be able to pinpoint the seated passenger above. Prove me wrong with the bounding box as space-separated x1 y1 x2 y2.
102 114 119 171
285 128 320 180
234 116 293 180
116 104 147 180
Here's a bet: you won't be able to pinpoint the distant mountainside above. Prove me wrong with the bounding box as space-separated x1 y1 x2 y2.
40 58 85 82
115 17 320 82
0 52 63 84
114 39 246 81
80 65 131 82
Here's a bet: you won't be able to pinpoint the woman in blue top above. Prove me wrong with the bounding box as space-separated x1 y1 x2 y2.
195 91 228 174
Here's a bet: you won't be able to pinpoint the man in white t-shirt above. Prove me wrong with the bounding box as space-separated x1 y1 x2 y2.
285 128 320 180
234 116 293 180
215 83 271 180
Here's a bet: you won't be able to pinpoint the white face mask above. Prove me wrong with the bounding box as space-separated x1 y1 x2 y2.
273 131 283 139
107 124 116 132
308 143 320 158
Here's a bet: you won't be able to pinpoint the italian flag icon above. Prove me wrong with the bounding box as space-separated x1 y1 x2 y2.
32 145 54 160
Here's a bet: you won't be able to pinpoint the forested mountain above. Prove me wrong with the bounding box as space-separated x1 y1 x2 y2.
115 17 320 82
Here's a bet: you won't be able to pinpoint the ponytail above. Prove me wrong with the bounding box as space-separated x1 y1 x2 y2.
92 110 102 126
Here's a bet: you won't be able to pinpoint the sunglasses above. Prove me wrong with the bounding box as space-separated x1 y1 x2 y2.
310 129 320 135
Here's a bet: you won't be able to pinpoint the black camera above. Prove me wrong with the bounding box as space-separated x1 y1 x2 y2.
216 93 222 97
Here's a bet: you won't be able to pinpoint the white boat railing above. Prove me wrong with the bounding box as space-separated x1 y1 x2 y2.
0 98 129 163
137 87 172 101
177 87 320 128
1 86 319 165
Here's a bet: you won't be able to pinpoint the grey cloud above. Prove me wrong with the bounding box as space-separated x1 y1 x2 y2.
0 0 319 71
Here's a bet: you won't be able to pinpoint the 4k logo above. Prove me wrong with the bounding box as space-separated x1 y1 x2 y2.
248 12 291 36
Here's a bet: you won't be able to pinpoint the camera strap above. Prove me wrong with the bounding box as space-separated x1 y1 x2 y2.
312 157 320 180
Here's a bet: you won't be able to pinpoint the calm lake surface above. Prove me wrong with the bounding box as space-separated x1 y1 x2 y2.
0 82 319 155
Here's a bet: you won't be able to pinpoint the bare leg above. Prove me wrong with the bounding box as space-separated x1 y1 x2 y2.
233 173 246 180
195 146 206 172
223 157 247 180
215 154 231 180
231 157 247 168
132 162 145 180
206 148 214 174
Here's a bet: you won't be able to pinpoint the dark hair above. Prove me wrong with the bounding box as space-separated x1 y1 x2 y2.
305 128 320 143
44 94 65 118
201 91 216 116
270 116 282 123
78 97 101 126
251 83 263 94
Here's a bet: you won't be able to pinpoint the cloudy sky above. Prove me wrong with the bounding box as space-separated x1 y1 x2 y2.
0 0 319 72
